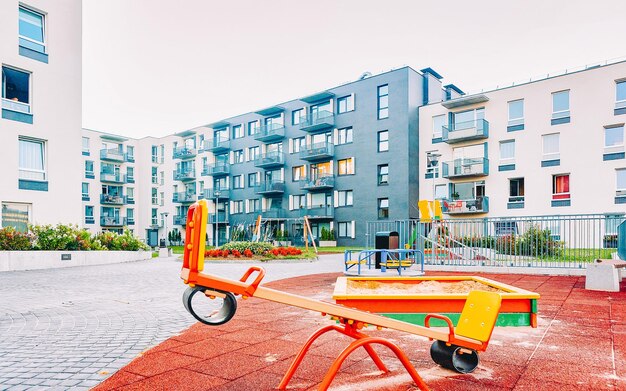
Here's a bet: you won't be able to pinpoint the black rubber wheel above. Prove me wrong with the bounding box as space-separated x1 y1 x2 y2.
430 340 479 373
183 286 237 326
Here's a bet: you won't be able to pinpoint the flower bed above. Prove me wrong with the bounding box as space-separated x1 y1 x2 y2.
204 241 306 260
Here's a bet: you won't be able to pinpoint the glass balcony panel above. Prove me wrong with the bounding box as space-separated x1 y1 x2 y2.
442 158 489 178
299 110 335 132
300 142 334 161
255 180 285 195
173 146 197 159
100 148 126 162
172 192 197 203
202 163 230 176
173 168 196 181
441 196 489 214
442 119 489 144
299 205 334 219
300 174 335 191
202 138 230 153
100 194 126 205
254 123 286 142
100 216 126 226
254 152 285 169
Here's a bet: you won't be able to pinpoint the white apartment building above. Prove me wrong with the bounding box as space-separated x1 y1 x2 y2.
418 60 626 218
0 0 82 230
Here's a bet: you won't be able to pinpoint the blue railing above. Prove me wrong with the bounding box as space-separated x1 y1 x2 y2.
344 249 424 276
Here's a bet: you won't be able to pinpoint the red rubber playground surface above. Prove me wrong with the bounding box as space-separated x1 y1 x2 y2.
94 271 626 390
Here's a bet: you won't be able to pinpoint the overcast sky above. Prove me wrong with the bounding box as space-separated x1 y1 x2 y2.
82 0 626 138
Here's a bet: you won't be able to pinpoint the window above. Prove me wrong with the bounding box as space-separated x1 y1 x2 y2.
248 173 259 187
2 66 31 114
126 167 134 182
377 85 389 119
552 174 570 200
248 120 259 136
508 99 524 127
500 140 515 160
151 167 158 184
605 125 624 148
336 190 353 207
126 145 134 160
151 208 158 226
127 187 134 202
2 202 30 231
160 192 165 206
19 138 46 180
232 124 243 139
452 108 484 129
249 146 260 161
432 115 446 138
127 208 134 222
434 184 447 200
426 152 440 178
292 109 304 125
377 130 389 152
84 205 94 224
151 188 158 205
82 183 89 199
618 81 626 104
337 127 353 145
231 200 243 214
338 222 353 238
378 198 389 219
248 199 260 213
509 178 525 203
19 6 46 54
85 160 94 177
82 137 90 154
151 145 159 163
495 222 519 236
552 90 570 121
292 137 305 153
292 166 305 181
232 175 244 189
159 171 164 185
378 164 388 185
617 169 626 194
542 133 560 160
293 194 306 209
338 158 354 175
337 95 354 113
233 149 244 164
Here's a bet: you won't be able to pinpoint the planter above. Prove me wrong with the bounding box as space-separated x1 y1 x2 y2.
0 250 152 272
319 240 337 247
273 241 292 247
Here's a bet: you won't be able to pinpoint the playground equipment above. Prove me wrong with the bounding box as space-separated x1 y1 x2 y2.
344 249 424 275
180 200 504 390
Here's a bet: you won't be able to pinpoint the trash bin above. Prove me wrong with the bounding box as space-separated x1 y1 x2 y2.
375 231 399 269
159 239 166 248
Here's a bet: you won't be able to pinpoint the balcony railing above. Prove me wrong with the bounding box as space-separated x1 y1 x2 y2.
441 196 489 214
127 218 135 226
202 163 230 176
202 137 230 153
202 188 230 200
100 216 127 227
173 215 187 226
300 174 335 191
100 148 126 162
299 205 334 219
261 208 285 219
442 119 489 144
254 151 285 169
255 180 285 195
173 168 196 181
173 146 197 160
209 211 228 224
100 194 126 205
442 158 489 179
299 110 335 132
100 172 125 184
1 98 31 114
173 192 197 203
300 142 334 161
254 123 285 142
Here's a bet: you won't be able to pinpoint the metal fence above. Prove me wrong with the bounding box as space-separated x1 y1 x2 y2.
366 214 625 268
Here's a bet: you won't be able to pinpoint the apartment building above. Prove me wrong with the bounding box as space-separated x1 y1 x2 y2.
418 60 626 221
0 0 82 230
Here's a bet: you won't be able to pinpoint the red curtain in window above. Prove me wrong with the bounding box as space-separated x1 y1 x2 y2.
553 175 570 199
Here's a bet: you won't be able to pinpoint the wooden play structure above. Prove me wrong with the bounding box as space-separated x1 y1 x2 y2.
180 200 504 390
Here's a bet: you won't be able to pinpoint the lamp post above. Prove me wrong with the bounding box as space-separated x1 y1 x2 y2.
214 189 221 248
162 212 169 247
428 152 441 201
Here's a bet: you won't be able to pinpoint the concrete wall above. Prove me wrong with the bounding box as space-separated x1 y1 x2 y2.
0 250 152 272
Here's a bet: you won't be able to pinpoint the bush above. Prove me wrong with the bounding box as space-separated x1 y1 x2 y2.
320 227 335 241
221 241 273 255
30 224 103 251
93 229 148 251
0 227 34 250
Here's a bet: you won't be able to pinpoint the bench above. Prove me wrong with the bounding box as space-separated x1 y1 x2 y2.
585 259 626 292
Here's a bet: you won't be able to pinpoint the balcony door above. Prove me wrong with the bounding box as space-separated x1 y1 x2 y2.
452 108 484 130
310 100 331 119
310 161 331 179
311 132 331 146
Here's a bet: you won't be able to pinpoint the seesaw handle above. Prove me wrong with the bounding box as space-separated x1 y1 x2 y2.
424 314 455 339
239 266 266 296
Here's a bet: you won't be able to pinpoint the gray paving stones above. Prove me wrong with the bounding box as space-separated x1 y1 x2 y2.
0 254 343 389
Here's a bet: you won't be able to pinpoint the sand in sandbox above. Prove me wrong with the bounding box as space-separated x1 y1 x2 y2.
346 279 506 295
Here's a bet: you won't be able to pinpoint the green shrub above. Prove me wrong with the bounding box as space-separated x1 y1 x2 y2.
30 224 96 250
320 227 335 241
94 230 149 251
0 226 34 250
220 241 273 255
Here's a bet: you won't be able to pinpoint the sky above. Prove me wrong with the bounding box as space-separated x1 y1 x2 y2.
82 0 626 138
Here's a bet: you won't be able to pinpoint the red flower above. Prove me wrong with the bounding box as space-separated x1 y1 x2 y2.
271 248 280 256
243 249 253 258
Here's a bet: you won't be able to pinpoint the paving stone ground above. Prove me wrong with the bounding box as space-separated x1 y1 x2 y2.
0 255 344 390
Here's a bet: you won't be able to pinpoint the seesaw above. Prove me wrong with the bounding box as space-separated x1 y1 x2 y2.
180 200 503 391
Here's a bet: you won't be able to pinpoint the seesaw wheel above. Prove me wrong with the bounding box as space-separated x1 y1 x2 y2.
183 286 237 326
430 340 479 373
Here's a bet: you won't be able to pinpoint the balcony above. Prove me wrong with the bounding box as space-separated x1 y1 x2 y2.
441 197 489 215
299 110 335 133
299 205 334 219
173 215 187 226
100 194 126 205
254 123 285 142
202 137 230 153
173 192 197 203
255 180 285 196
173 146 197 160
261 208 285 219
254 152 285 169
202 163 230 177
442 158 489 179
209 211 228 224
100 172 125 184
300 142 334 161
442 119 489 144
202 188 230 200
301 174 335 191
173 168 196 181
100 216 127 227
100 148 126 162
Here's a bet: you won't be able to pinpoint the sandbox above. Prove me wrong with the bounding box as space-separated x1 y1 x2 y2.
333 276 540 327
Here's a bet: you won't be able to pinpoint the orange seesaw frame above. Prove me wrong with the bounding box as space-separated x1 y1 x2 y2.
180 200 500 391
